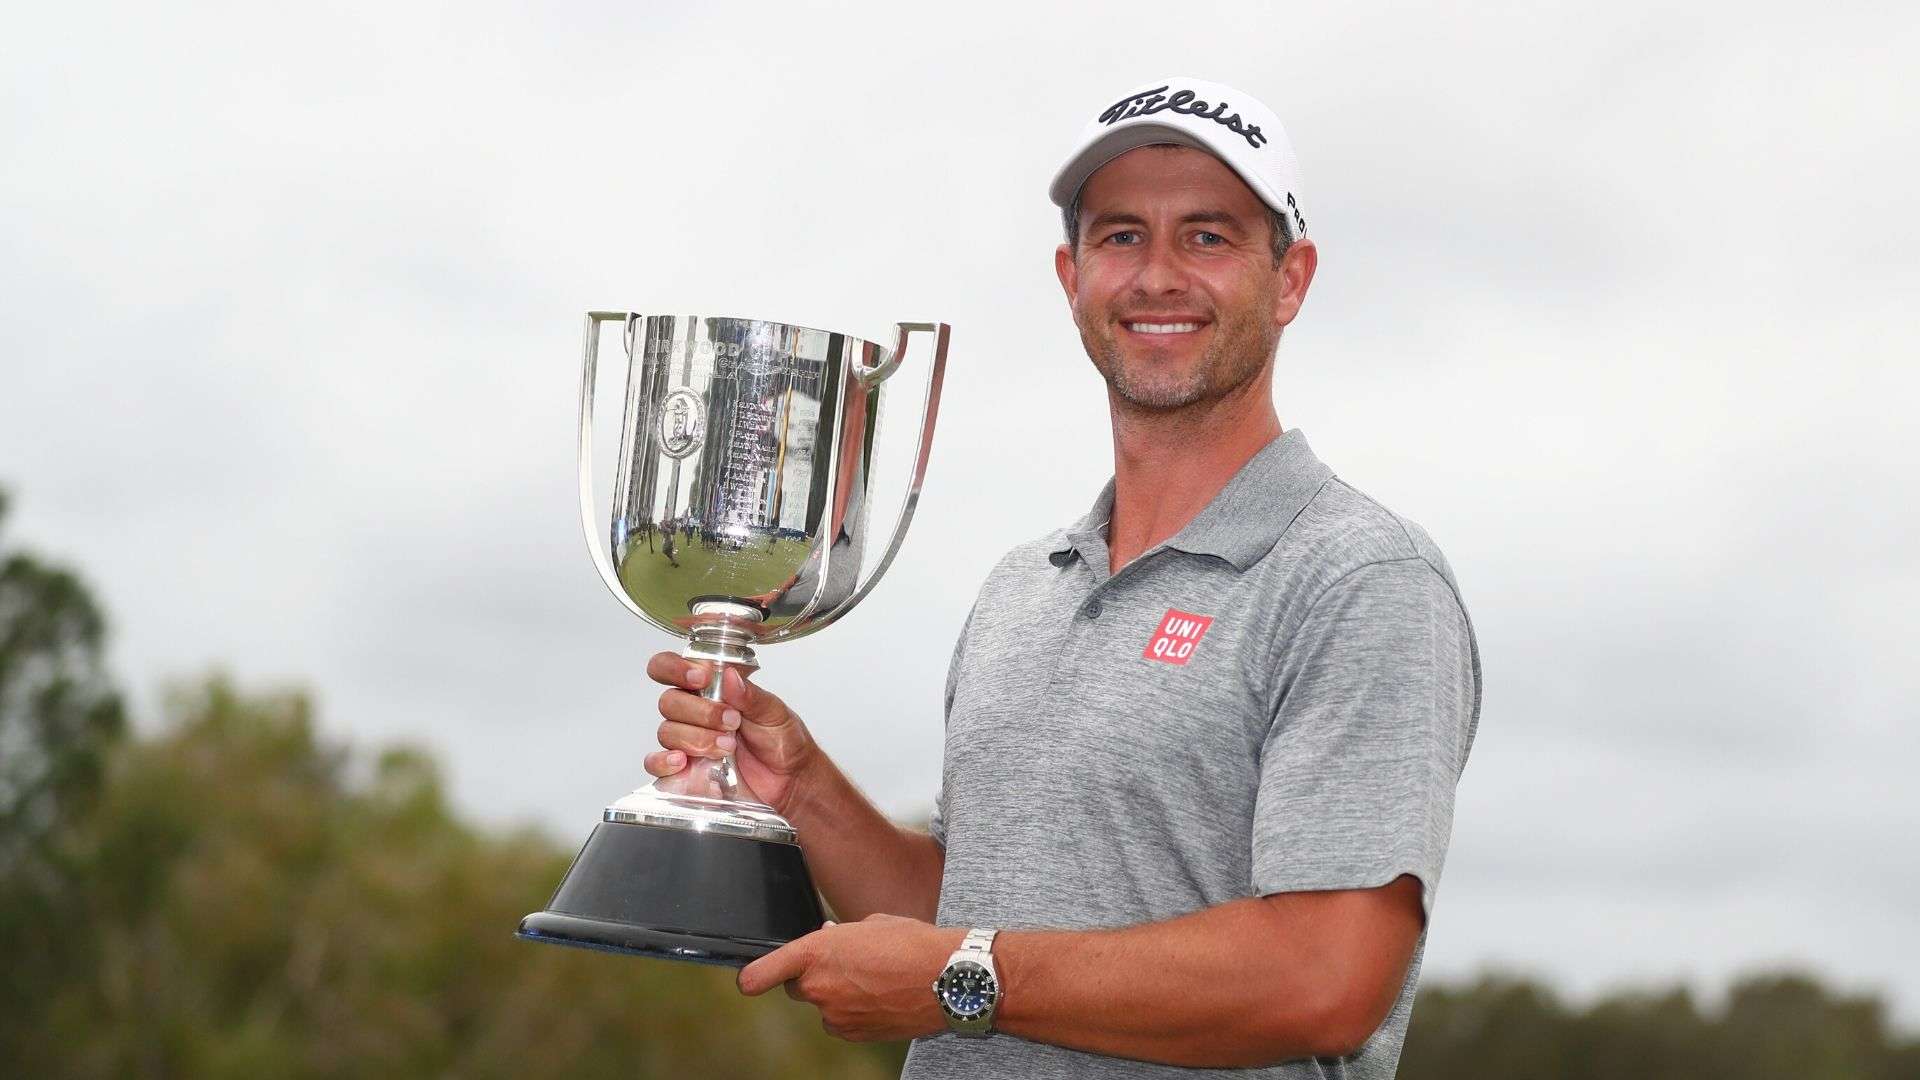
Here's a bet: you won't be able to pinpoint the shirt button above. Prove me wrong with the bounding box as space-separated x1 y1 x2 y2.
1049 551 1072 567
1084 600 1103 619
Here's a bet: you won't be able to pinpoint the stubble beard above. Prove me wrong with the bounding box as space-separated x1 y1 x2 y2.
1077 304 1280 413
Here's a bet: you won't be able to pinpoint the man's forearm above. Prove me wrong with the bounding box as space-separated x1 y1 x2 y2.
991 885 1419 1067
784 751 944 922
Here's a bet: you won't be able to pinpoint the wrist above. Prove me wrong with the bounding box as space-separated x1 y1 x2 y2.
933 927 1003 1036
773 741 833 821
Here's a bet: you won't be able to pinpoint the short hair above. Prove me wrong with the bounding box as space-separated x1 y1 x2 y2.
1062 188 1294 267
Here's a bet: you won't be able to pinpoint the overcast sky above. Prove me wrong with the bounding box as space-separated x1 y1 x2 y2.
5 0 1916 1026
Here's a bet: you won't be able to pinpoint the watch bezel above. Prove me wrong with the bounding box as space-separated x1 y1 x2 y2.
934 958 999 1020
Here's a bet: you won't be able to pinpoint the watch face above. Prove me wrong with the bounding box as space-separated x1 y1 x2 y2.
936 960 997 1019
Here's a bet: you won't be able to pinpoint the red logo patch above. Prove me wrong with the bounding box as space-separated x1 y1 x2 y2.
1143 608 1213 666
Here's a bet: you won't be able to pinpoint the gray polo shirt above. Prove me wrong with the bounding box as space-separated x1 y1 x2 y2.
903 429 1482 1080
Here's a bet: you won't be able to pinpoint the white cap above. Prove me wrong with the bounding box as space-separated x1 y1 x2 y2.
1049 76 1307 239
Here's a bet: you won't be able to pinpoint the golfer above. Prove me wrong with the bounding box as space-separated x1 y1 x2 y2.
643 76 1482 1079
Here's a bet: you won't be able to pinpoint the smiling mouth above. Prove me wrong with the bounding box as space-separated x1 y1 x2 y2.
1122 320 1206 335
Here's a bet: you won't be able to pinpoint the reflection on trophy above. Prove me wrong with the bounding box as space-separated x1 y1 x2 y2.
518 313 949 966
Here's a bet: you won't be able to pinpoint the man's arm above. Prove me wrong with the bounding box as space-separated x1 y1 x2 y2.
643 654 944 922
994 877 1424 1065
780 737 945 922
736 875 1425 1067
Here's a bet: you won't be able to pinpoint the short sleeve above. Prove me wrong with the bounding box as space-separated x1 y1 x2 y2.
928 787 948 849
927 602 977 850
1251 558 1481 916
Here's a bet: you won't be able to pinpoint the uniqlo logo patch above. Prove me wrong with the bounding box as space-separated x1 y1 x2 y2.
1143 608 1213 665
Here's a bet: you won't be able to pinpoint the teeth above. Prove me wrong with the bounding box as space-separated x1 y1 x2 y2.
1127 322 1200 334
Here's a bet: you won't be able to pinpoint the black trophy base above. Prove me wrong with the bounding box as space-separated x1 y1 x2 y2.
517 818 825 969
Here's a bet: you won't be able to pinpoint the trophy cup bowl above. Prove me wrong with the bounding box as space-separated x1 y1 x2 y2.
517 313 948 967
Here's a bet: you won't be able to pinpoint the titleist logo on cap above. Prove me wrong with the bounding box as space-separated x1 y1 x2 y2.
1098 86 1268 149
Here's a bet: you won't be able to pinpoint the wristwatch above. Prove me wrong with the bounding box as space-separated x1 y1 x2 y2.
931 928 1001 1036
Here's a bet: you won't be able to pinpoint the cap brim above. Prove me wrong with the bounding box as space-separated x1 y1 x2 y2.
1048 123 1210 208
1048 120 1294 241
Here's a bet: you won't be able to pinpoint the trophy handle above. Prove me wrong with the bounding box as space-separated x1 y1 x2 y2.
578 311 682 636
853 320 926 388
774 321 950 640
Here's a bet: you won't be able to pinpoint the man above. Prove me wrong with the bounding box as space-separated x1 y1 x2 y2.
641 76 1481 1078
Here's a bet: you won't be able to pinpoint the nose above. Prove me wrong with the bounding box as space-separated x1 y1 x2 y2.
1132 235 1190 297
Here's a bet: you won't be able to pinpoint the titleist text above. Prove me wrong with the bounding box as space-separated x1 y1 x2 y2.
1098 86 1267 149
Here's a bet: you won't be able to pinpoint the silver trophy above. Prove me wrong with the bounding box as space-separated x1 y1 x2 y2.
518 312 948 966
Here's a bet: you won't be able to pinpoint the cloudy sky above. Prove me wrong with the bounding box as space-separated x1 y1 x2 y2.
5 0 1915 1025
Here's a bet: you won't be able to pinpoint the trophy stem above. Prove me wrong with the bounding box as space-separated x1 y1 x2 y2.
691 652 750 804
681 599 765 806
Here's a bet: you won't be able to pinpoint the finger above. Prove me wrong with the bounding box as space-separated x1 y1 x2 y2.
642 750 686 777
738 939 812 996
658 688 742 733
645 652 710 692
656 720 738 759
721 667 794 730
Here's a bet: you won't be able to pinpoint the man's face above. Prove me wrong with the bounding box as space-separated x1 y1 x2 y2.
1055 146 1314 413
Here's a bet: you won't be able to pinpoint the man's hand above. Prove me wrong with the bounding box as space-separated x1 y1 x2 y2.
643 652 819 815
738 915 963 1042
644 652 947 924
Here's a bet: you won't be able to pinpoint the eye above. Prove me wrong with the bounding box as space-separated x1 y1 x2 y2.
1193 231 1226 246
1105 230 1142 246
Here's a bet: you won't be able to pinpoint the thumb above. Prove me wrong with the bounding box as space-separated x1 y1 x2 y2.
738 937 812 996
722 667 799 731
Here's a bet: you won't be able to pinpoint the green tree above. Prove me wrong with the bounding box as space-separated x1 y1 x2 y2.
1400 973 1576 1078
10 675 907 1079
0 487 127 1067
1713 972 1908 1080
1401 970 1920 1080
0 488 126 869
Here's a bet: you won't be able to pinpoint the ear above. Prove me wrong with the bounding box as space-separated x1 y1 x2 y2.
1054 243 1079 306
1273 237 1318 328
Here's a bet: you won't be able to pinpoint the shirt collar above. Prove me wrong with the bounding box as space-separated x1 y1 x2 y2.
1048 428 1334 572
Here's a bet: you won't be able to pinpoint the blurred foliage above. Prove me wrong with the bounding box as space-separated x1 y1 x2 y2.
1403 972 1920 1079
2 483 1917 1078
0 488 127 879
1 673 908 1079
0 487 904 1079
1 488 130 1061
